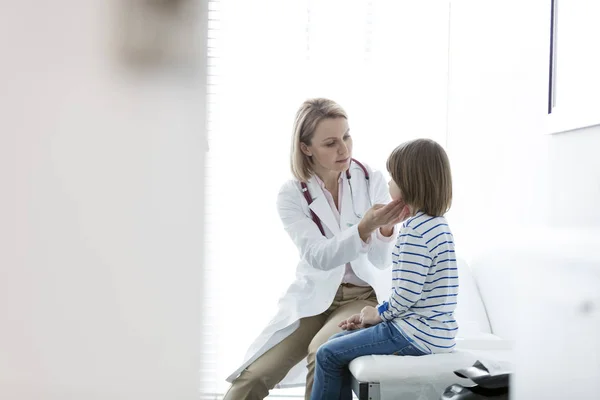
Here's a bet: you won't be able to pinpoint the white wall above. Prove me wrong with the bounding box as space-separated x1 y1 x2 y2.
447 0 600 256
0 2 207 399
547 125 600 229
446 0 552 257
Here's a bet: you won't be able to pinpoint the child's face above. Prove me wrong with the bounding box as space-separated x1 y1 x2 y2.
388 179 403 202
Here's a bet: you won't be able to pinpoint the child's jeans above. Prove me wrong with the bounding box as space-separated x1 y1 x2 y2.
310 321 427 400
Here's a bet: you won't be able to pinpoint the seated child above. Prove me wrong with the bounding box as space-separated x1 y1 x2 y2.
310 138 458 399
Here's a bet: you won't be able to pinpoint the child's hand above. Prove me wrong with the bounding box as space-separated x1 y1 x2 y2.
360 306 383 327
339 307 383 330
339 314 362 331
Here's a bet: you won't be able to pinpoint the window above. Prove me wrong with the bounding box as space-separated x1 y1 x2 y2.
202 1 451 397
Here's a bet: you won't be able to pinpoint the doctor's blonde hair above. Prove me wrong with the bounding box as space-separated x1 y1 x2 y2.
290 98 348 182
387 138 453 217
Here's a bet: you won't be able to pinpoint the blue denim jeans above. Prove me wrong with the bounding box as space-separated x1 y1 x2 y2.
310 321 427 400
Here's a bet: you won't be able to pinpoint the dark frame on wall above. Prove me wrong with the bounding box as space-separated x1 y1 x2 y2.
548 0 557 114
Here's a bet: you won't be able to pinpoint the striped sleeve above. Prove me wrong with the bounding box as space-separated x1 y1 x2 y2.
378 228 431 321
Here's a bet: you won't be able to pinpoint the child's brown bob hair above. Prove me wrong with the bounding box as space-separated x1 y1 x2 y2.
386 138 453 217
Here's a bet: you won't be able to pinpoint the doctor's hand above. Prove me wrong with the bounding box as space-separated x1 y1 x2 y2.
358 199 407 242
380 204 411 236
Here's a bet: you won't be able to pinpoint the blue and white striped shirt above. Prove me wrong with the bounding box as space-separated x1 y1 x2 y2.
377 212 458 354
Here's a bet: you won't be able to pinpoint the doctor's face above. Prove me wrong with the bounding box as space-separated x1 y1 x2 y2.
302 117 352 174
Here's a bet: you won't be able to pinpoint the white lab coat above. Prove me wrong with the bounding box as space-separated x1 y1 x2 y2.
226 162 395 388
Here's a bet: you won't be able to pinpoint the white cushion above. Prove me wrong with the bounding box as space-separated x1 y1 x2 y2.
349 351 476 383
468 253 517 340
349 346 514 400
349 335 511 383
350 346 514 400
454 258 492 335
349 351 478 399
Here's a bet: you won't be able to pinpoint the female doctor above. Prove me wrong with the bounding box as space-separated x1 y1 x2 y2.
224 98 405 400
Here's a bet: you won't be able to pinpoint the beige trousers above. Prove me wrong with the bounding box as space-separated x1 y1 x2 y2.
223 284 378 400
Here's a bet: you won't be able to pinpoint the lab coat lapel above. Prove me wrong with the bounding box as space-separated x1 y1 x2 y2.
306 178 341 235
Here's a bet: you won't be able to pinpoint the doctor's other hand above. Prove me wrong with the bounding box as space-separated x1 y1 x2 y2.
358 199 406 241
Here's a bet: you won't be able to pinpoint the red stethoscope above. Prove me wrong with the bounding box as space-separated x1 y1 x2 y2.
300 158 371 236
